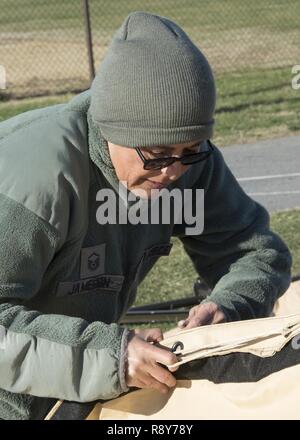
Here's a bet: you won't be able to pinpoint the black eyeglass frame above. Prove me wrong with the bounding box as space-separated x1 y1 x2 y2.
135 139 214 170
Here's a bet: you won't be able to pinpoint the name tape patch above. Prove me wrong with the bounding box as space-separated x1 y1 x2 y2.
57 274 124 297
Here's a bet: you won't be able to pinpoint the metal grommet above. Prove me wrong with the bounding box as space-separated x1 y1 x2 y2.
171 341 184 353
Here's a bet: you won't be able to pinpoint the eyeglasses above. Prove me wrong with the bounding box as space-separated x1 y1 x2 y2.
135 139 214 171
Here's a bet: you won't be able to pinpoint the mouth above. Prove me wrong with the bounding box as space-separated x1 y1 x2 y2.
146 179 169 189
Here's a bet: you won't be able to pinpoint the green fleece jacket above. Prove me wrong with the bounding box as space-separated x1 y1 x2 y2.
0 91 292 419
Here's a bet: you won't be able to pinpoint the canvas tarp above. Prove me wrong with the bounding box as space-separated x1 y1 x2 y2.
46 281 300 420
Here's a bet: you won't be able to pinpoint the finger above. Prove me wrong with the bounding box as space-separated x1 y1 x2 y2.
183 304 226 329
184 317 212 330
145 377 170 394
178 305 199 328
131 371 170 394
126 368 153 388
130 379 148 389
134 327 164 343
144 328 164 343
186 305 216 328
177 319 187 328
183 312 213 329
149 344 179 368
156 348 180 372
187 306 198 318
183 315 213 329
211 315 226 324
168 363 179 373
148 363 177 389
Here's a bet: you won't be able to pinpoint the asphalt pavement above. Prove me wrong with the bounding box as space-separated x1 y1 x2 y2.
221 135 300 213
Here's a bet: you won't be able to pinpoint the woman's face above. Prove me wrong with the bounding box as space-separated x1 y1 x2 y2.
107 139 203 198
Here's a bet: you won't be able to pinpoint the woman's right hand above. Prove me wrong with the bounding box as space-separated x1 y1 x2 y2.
125 328 179 394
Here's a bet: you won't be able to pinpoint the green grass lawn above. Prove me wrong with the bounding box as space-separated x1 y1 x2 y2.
0 94 74 121
214 67 300 146
1 0 299 35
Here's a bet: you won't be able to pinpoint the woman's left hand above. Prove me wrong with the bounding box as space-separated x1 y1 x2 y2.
177 301 227 330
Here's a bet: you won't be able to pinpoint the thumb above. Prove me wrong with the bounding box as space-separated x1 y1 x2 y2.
177 319 188 329
135 327 164 343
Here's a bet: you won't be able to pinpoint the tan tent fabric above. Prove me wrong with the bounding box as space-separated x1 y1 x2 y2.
85 283 300 420
49 368 300 420
89 364 300 420
160 313 300 367
274 280 300 316
46 282 300 420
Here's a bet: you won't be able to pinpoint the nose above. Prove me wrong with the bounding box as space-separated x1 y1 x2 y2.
160 161 186 181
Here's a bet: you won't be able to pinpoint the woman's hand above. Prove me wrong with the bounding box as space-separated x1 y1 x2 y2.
125 328 179 394
178 301 227 329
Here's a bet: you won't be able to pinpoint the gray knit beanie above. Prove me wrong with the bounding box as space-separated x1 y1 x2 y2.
90 11 216 148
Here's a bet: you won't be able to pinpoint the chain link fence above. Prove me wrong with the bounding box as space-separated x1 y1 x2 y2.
0 0 299 99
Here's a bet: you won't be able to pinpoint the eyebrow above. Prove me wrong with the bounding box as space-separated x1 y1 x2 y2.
155 141 202 151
